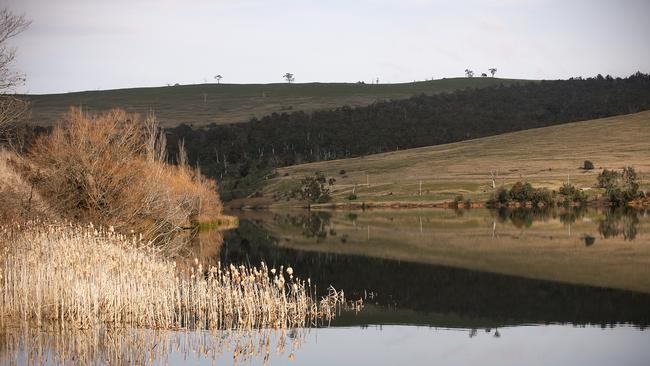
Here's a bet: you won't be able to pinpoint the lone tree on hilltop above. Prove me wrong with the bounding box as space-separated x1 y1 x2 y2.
464 69 474 78
489 68 497 77
283 73 295 83
0 8 30 134
214 74 222 84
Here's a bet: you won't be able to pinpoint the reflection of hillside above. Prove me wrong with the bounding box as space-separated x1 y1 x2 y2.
173 228 224 271
223 221 650 328
237 208 650 294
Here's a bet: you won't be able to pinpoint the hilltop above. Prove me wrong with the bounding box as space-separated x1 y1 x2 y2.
163 73 650 200
250 111 650 208
22 78 526 127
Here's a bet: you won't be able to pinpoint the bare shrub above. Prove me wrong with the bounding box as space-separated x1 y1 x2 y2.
21 107 222 244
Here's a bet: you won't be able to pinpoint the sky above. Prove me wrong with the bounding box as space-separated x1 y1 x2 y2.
5 0 650 94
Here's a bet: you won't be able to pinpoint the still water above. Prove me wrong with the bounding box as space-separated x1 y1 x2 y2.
4 207 650 365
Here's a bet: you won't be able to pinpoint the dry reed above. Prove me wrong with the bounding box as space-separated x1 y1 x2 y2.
0 222 354 331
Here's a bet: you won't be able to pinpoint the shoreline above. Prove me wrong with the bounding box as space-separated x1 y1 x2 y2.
229 198 650 211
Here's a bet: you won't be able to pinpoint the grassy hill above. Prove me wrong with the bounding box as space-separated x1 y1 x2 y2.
21 77 527 127
254 111 650 207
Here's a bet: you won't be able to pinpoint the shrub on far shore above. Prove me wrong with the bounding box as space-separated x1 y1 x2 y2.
18 108 222 244
489 182 554 207
596 166 642 206
296 172 332 204
558 183 587 204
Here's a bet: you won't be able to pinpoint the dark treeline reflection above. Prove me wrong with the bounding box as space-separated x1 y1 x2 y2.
222 219 650 329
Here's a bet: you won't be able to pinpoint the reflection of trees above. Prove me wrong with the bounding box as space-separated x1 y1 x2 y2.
558 206 588 225
493 207 552 228
173 227 225 270
223 220 650 328
279 212 332 241
490 206 644 242
598 208 642 241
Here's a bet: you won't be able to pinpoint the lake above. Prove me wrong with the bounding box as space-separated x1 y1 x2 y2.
3 207 650 365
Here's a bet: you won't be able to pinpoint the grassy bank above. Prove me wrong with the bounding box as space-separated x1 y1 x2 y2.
22 78 527 127
250 111 650 209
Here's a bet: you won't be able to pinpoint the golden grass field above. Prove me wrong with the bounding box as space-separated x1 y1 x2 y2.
243 208 650 294
260 111 650 206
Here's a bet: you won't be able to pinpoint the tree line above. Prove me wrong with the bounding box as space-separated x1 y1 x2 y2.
164 73 650 200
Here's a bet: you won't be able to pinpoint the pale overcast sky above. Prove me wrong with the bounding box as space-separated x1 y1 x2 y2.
6 0 650 94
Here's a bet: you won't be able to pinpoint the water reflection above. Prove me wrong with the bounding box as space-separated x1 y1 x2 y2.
4 207 650 365
223 207 650 328
285 211 332 241
4 323 650 366
0 322 308 366
597 208 640 240
265 207 648 242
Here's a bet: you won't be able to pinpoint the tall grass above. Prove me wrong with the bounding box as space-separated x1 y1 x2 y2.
0 222 353 331
17 107 222 245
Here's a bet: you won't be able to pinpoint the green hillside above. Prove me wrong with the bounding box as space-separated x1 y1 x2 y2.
254 111 650 207
22 77 527 127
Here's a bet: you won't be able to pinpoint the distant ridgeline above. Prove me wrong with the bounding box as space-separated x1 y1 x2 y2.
166 73 650 199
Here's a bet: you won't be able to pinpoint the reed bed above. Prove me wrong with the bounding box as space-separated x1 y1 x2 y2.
0 222 355 331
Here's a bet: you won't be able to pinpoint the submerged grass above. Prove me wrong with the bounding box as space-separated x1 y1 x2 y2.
0 222 355 331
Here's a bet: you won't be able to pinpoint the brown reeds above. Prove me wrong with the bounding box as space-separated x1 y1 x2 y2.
0 222 352 331
18 108 222 245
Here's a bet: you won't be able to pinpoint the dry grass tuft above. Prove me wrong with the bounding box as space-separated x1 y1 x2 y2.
0 222 352 331
18 107 222 244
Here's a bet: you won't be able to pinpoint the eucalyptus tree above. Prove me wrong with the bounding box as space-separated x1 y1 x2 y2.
283 73 295 83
